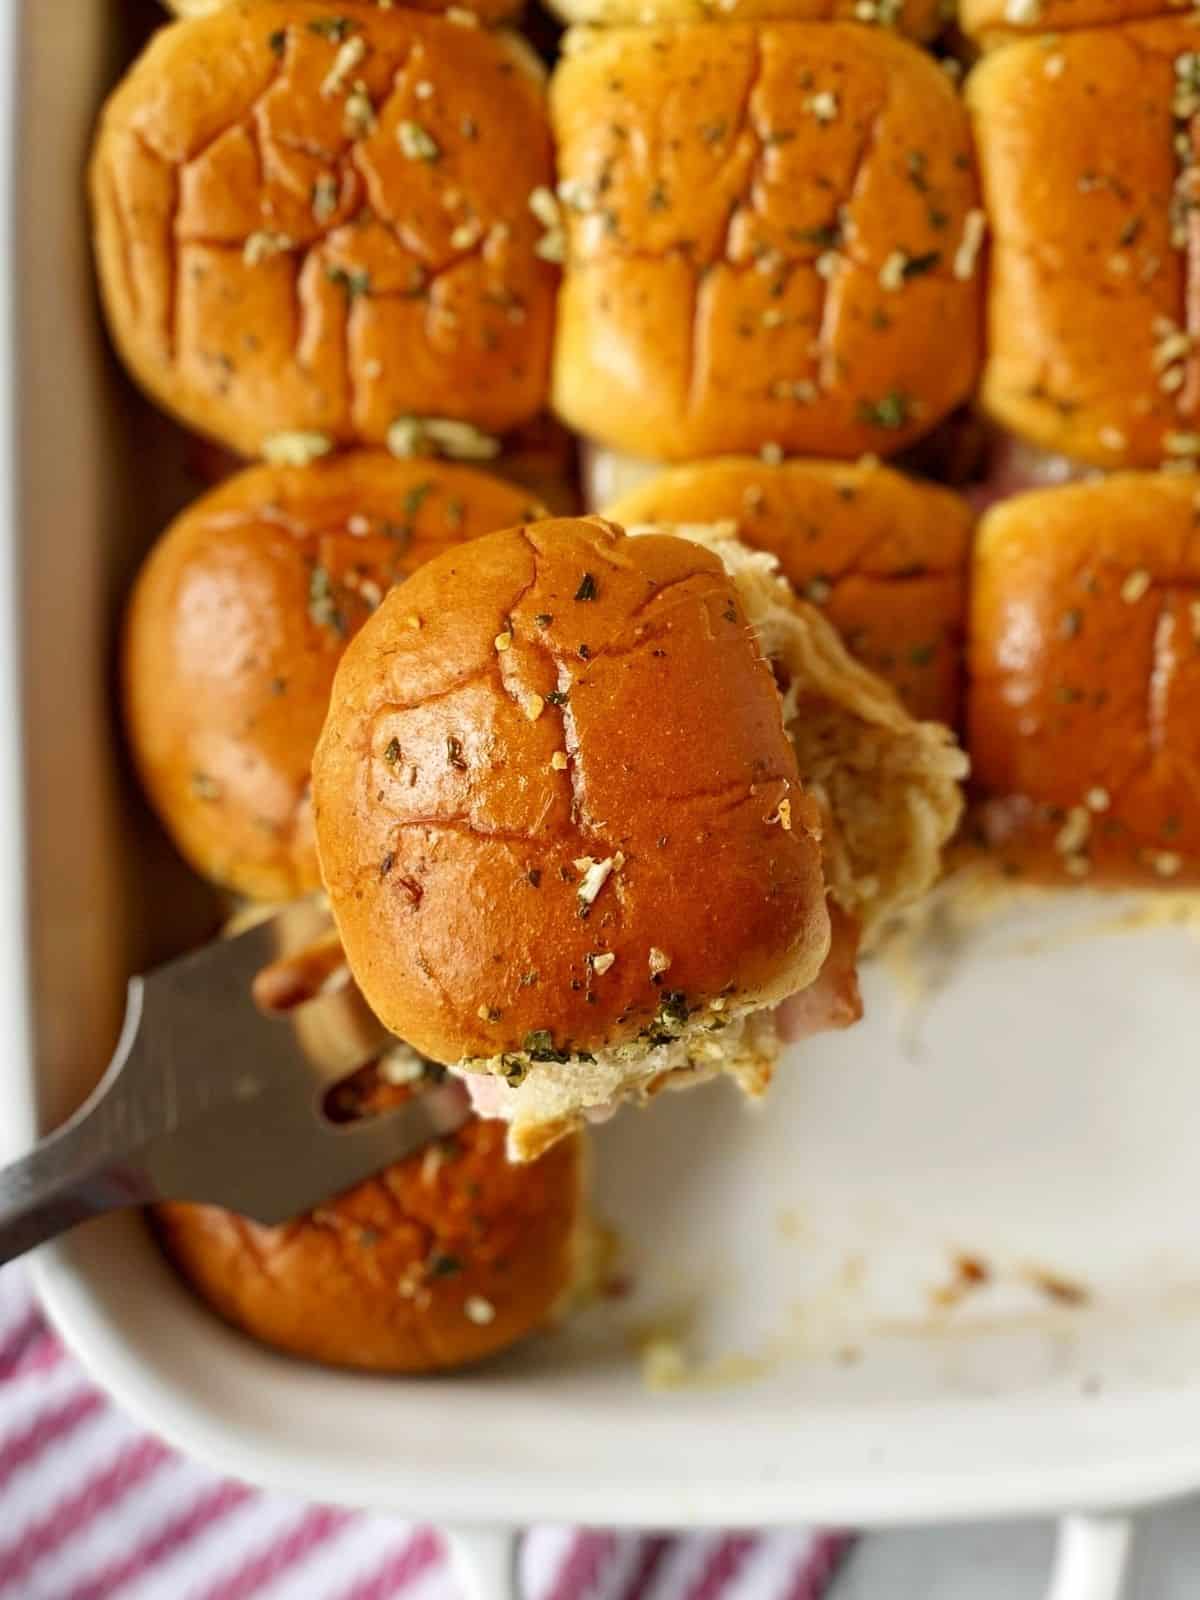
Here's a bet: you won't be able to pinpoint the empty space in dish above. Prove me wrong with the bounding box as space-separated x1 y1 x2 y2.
15 0 1200 1529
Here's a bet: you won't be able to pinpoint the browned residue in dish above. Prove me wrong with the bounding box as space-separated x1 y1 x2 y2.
1025 1266 1091 1307
931 1251 993 1309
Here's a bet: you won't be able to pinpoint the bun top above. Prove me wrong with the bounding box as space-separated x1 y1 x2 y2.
157 1061 586 1373
123 451 538 900
550 23 982 461
313 515 831 1065
968 19 1200 468
969 473 1200 884
606 456 972 724
91 1 555 457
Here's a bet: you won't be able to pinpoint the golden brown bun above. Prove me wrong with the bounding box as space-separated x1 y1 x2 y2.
607 458 972 726
313 515 831 1066
92 2 555 458
968 474 1200 884
156 1063 584 1372
547 0 943 40
123 451 538 900
550 24 982 462
961 0 1188 48
968 23 1200 468
164 0 523 23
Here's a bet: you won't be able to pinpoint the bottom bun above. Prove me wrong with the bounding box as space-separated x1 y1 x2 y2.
462 1004 786 1162
156 1060 586 1372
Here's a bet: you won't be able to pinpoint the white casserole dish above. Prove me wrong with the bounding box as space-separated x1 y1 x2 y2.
6 4 1200 1596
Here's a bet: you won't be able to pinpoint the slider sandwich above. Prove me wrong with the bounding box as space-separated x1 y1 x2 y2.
968 474 1200 885
158 1059 588 1370
124 451 539 899
550 23 984 462
969 21 1200 468
313 515 966 1158
92 0 556 458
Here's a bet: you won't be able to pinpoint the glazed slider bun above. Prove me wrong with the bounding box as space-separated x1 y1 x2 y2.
314 515 834 1159
969 474 1200 886
968 22 1200 469
91 2 555 459
550 24 983 463
123 451 539 901
608 457 973 727
314 515 966 1158
157 1059 587 1372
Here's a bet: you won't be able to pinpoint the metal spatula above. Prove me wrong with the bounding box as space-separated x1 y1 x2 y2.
0 897 468 1265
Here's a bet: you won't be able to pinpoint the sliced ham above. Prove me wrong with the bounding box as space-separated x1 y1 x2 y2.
966 431 1098 516
775 901 863 1042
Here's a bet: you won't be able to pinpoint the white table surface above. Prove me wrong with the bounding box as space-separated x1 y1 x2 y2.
831 1502 1200 1598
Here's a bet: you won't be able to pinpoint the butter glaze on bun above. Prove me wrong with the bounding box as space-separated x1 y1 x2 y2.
550 23 982 462
156 1061 586 1372
123 451 538 900
607 457 972 726
969 474 1200 884
92 2 555 457
968 21 1200 468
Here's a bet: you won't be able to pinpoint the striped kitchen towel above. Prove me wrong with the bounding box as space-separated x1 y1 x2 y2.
0 1266 850 1600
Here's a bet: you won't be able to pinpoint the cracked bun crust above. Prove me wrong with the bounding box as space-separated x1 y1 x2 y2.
91 2 556 458
968 21 1200 468
156 1063 585 1372
550 24 983 462
123 451 539 900
312 515 831 1070
607 457 972 726
968 475 1200 885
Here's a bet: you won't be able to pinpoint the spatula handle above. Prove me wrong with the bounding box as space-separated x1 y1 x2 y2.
0 987 157 1264
0 1112 152 1265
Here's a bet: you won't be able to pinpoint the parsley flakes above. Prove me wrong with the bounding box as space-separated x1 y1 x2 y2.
857 391 912 430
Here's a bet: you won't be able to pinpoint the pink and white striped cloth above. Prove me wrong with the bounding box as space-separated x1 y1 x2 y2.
0 1265 850 1600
